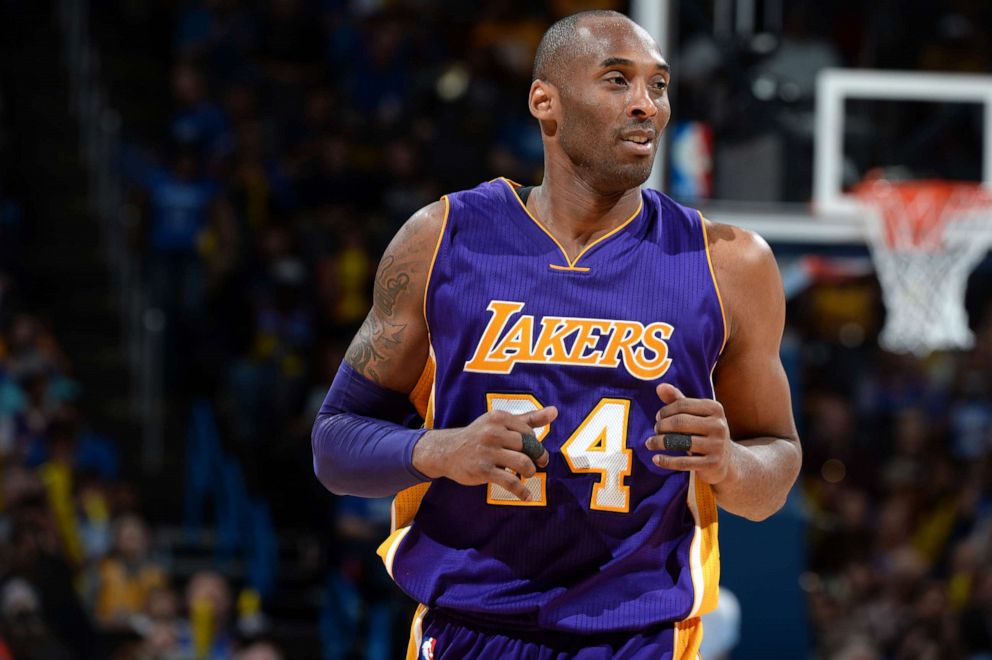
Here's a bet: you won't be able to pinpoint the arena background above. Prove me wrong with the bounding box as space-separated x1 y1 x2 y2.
1 0 991 658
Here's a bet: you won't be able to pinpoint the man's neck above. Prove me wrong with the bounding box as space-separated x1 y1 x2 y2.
526 161 642 261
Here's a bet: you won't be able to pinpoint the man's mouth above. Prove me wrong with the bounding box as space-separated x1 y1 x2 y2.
622 134 653 144
620 130 655 153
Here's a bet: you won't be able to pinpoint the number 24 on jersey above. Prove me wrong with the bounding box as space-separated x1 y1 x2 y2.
485 394 633 513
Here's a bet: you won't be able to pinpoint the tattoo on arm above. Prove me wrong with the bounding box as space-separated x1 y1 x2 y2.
345 255 413 382
374 256 410 315
342 200 443 386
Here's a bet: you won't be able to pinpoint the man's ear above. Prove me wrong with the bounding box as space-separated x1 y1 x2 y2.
529 79 558 137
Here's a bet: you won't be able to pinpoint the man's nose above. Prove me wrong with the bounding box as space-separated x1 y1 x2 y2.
627 81 659 118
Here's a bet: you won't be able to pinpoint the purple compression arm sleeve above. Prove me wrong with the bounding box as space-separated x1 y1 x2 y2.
311 362 430 497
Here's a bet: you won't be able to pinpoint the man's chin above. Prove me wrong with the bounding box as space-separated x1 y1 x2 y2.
605 159 655 190
569 151 656 192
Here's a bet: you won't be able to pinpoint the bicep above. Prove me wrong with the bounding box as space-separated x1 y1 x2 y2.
711 230 798 443
343 201 446 393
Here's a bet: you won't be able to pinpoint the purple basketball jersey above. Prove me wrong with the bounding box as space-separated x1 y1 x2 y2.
380 178 724 635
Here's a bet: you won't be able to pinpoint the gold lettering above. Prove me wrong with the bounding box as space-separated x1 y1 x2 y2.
489 315 536 365
532 317 574 362
464 301 676 381
464 301 526 373
627 322 674 380
600 321 643 369
566 320 612 365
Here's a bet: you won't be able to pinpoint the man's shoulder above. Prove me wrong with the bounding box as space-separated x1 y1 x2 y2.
642 186 687 209
701 215 772 270
646 189 777 292
443 177 514 203
435 178 523 226
641 187 769 263
394 179 512 250
701 213 780 329
642 188 710 232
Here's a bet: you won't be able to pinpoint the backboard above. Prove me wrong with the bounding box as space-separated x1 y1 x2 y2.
703 69 992 245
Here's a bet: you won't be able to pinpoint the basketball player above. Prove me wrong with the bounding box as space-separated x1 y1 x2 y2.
312 10 801 659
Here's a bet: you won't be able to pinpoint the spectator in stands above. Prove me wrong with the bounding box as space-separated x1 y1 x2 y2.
4 313 67 382
949 369 992 461
378 138 437 233
127 585 183 658
341 10 412 123
0 354 21 463
226 227 311 444
295 133 364 211
176 570 236 659
321 495 402 660
171 62 232 164
0 518 96 659
12 369 48 463
174 0 255 82
0 578 73 660
228 119 295 230
75 473 114 563
37 421 84 566
830 637 881 660
320 227 372 329
85 514 167 631
234 639 284 660
121 144 223 355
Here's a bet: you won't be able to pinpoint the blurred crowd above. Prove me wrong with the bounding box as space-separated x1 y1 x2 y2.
1 0 992 657
796 281 992 659
0 245 284 656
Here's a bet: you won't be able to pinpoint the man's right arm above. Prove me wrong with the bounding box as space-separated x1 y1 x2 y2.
310 201 442 497
312 200 555 499
341 202 442 392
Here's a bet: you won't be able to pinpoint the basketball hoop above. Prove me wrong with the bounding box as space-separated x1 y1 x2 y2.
854 179 992 356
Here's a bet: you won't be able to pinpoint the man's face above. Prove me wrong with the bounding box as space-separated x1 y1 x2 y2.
552 18 672 191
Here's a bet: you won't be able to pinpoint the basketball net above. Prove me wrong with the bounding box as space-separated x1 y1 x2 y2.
855 179 992 356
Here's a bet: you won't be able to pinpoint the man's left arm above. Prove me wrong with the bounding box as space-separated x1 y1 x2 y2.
647 222 801 521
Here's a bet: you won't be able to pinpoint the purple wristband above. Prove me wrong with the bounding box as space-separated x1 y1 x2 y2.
311 363 430 497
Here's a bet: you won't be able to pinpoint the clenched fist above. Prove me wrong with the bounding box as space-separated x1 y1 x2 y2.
413 406 558 501
645 383 736 485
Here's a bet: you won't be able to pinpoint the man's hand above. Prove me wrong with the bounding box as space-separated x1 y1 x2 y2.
645 383 737 486
413 406 558 501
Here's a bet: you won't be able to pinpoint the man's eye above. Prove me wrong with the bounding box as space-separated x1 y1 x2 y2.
609 75 628 86
653 80 668 91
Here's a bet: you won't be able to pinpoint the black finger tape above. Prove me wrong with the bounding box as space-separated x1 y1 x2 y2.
663 433 692 452
520 434 545 462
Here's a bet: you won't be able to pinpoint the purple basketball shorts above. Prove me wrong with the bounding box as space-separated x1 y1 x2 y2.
406 605 703 659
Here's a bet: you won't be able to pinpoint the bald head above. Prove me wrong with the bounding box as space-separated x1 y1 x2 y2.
533 10 637 85
527 10 671 193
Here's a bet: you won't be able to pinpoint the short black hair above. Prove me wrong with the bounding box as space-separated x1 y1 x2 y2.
532 10 629 84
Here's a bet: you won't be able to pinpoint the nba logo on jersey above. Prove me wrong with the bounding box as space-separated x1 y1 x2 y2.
420 637 436 659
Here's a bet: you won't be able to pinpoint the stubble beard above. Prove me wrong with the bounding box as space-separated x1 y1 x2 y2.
558 116 656 193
